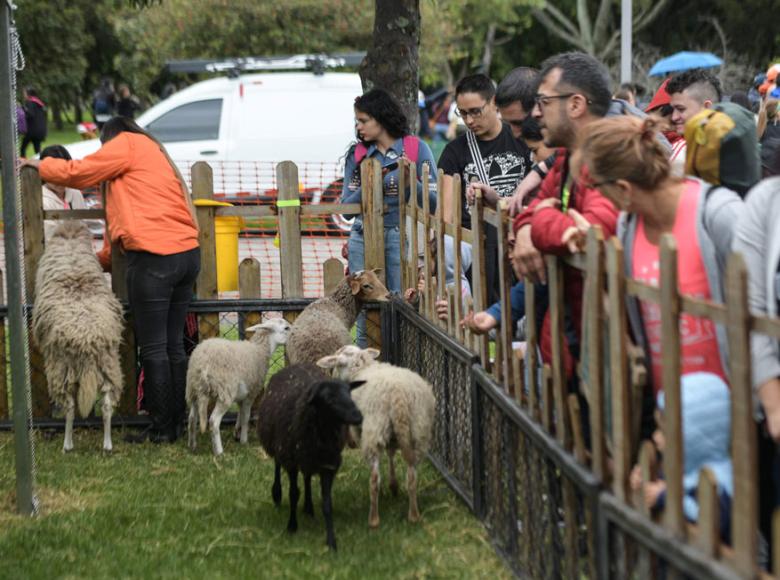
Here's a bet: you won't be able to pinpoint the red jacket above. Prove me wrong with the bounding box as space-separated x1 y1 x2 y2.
513 149 619 375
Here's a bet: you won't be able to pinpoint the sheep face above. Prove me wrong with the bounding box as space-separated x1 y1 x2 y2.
308 379 365 425
247 318 292 351
348 270 390 302
317 346 380 381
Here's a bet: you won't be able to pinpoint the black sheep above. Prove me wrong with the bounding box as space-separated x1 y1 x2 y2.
257 363 363 551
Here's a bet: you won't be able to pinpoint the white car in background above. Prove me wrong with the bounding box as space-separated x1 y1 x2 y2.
65 67 362 231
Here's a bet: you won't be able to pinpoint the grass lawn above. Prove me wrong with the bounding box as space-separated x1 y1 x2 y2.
0 429 510 579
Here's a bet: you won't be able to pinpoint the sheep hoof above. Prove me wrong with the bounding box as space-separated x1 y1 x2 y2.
327 539 338 552
369 516 380 529
389 481 399 497
62 446 73 454
102 444 113 453
272 486 282 506
408 512 421 523
287 521 298 534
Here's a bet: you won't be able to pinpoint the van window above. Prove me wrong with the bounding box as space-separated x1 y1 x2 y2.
146 99 222 142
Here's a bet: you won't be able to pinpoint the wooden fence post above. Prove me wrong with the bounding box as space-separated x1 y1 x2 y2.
452 177 463 343
239 258 262 331
192 162 219 340
323 257 344 296
435 171 447 331
277 161 304 299
408 164 419 299
422 169 434 321
607 238 630 501
525 279 539 421
0 269 7 419
725 253 758 577
496 204 514 396
361 159 384 349
660 235 685 539
547 255 570 450
585 227 606 481
471 192 490 369
20 167 48 417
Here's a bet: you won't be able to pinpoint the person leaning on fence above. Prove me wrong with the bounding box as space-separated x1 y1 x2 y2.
578 115 744 441
38 145 103 240
341 88 438 345
732 176 780 564
20 116 201 444
511 52 620 384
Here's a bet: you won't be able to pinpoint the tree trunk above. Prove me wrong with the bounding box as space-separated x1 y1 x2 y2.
52 102 63 131
479 24 497 75
359 0 421 134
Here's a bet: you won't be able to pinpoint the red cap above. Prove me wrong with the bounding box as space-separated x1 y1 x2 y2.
645 79 672 113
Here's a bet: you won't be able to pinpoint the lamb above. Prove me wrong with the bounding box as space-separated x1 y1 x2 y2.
186 317 291 455
317 345 436 528
32 220 124 452
257 363 364 551
286 269 390 365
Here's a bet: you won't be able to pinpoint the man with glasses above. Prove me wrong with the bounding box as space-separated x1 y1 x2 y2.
439 73 532 304
511 52 619 387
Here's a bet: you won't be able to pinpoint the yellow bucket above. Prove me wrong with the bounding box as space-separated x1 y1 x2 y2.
193 199 244 292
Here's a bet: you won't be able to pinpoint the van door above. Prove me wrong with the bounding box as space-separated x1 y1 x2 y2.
145 98 227 163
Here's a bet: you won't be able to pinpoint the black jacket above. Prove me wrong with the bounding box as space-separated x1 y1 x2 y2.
23 98 47 140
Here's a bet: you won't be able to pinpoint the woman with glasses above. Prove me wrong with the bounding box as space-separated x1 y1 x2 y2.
341 88 438 345
578 114 743 434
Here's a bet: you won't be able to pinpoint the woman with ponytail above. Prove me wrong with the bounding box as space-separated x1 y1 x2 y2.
578 115 744 400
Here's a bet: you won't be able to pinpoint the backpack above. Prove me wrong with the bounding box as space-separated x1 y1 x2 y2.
354 135 420 165
16 105 26 134
684 102 761 196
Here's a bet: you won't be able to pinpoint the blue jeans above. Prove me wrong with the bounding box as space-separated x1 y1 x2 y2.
348 223 402 346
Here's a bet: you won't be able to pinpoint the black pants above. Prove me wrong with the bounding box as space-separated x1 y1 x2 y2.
20 134 42 158
127 247 200 429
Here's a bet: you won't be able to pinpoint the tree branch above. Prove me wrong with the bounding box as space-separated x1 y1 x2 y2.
592 0 612 48
576 0 594 51
633 0 672 33
532 8 588 53
538 3 579 37
598 29 621 61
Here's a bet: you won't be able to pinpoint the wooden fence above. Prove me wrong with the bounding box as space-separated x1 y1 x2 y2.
399 162 780 578
4 160 390 420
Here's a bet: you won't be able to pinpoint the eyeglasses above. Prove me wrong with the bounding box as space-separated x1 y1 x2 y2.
534 93 592 110
455 103 488 119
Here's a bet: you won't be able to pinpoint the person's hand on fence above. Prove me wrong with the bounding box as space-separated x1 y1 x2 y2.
512 225 546 284
404 288 418 303
460 311 498 335
18 157 39 170
561 208 591 253
466 182 499 207
435 298 449 321
759 377 780 442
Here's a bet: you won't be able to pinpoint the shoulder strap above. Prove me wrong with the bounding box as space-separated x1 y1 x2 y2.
402 135 419 163
354 142 368 164
465 130 491 184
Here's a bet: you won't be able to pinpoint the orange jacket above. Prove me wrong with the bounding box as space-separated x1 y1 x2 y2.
39 132 199 257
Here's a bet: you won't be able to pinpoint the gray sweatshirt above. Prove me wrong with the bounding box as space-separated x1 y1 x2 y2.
732 177 780 415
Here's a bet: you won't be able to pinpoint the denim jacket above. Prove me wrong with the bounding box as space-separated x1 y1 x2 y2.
340 137 438 229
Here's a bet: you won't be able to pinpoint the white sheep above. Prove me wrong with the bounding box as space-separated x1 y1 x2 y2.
32 221 125 452
317 345 436 528
186 318 291 455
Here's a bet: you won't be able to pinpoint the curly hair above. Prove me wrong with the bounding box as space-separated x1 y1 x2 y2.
667 69 722 103
354 88 408 141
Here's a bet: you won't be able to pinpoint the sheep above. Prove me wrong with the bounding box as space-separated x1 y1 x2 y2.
32 220 124 452
317 345 436 528
257 363 364 551
186 317 291 456
286 269 390 365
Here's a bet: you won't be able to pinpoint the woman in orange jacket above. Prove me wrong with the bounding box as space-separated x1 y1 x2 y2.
22 117 200 443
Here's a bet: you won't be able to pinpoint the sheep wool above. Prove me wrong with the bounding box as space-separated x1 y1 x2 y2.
286 270 389 365
32 220 124 452
318 346 435 528
186 318 290 456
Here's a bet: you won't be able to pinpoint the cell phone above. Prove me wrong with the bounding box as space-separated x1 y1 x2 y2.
382 161 399 173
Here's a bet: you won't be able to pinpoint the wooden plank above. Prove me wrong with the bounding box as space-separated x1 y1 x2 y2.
541 364 553 434
399 157 408 292
323 258 344 296
606 238 630 501
43 209 105 220
192 162 220 340
239 258 262 329
585 227 606 481
214 203 363 218
277 161 304 298
547 255 570 449
422 169 434 322
525 279 539 421
562 478 579 580
452 177 464 344
659 235 685 538
0 269 7 419
435 171 447 331
568 393 587 465
444 221 473 245
446 285 456 336
725 253 758 577
470 191 490 369
637 440 658 579
695 467 721 559
513 349 524 407
753 315 780 340
408 163 420 299
362 159 384 349
496 205 514 396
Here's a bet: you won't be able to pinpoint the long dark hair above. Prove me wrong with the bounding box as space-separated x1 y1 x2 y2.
353 88 408 142
100 116 153 144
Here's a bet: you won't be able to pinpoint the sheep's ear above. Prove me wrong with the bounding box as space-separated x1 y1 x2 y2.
365 348 380 360
349 380 366 391
246 322 272 333
349 277 361 295
317 355 338 369
371 268 383 277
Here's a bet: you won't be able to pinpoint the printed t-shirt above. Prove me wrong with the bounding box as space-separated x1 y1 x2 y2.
633 178 727 395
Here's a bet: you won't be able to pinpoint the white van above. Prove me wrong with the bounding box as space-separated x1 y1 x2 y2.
65 71 363 229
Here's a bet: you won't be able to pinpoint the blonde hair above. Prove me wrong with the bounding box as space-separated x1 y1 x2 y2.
578 116 671 190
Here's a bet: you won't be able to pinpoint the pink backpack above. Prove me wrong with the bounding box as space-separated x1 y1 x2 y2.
354 135 420 165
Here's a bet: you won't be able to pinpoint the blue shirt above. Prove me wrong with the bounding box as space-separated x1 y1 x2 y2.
341 137 438 229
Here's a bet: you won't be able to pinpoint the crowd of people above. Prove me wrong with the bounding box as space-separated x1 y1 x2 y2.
343 52 780 567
